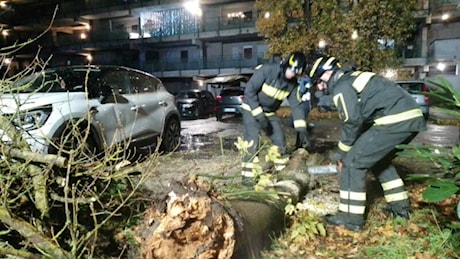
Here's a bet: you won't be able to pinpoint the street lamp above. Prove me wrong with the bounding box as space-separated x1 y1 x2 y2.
318 39 327 49
317 39 327 55
183 0 202 17
441 13 450 21
0 1 8 9
2 29 8 45
351 30 358 40
383 69 397 80
3 57 11 65
85 54 93 64
437 62 446 71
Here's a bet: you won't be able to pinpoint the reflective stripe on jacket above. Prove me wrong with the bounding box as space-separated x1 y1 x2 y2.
242 63 307 131
329 70 426 151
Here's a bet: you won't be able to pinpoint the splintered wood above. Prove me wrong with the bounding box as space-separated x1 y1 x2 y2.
134 149 323 259
135 179 236 259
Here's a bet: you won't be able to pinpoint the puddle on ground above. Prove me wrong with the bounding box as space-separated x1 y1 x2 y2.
411 123 459 147
179 134 239 152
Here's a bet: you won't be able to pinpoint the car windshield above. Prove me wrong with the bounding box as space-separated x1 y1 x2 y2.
221 88 244 95
397 82 425 95
10 68 102 93
177 91 199 99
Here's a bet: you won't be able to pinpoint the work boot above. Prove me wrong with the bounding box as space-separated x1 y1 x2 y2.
384 201 412 220
325 212 364 232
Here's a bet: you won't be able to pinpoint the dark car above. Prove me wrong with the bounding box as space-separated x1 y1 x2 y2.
394 80 430 120
176 89 216 119
215 87 245 121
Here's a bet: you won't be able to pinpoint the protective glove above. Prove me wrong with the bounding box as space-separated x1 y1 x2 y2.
301 92 311 102
332 149 347 164
255 114 273 135
299 76 312 94
317 94 335 112
295 130 311 149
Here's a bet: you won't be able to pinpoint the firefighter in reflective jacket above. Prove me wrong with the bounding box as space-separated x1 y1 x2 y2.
308 56 426 232
241 52 309 185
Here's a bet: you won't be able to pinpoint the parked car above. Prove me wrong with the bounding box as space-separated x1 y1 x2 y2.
0 65 181 158
394 80 430 119
215 87 245 121
176 89 216 119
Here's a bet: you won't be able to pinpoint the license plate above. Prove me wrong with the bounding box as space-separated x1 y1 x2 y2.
224 108 236 112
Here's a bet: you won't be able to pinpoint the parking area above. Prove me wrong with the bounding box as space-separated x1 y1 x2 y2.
180 108 460 152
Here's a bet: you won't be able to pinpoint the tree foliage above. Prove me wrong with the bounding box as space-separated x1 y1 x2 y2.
255 0 416 72
397 77 460 219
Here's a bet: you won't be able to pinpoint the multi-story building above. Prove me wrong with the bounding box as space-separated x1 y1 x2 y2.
1 0 268 94
1 0 459 92
403 0 460 87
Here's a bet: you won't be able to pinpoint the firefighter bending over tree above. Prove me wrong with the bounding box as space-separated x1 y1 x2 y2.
308 56 426 231
240 52 310 186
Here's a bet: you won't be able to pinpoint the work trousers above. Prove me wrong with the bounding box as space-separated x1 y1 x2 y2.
241 110 286 177
339 125 418 222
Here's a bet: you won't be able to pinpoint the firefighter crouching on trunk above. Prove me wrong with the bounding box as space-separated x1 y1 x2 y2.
308 56 427 232
241 52 309 186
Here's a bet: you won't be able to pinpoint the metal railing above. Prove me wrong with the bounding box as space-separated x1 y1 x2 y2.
141 55 268 73
54 17 257 47
430 0 458 13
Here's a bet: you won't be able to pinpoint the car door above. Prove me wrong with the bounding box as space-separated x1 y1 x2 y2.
93 68 135 146
126 70 167 139
202 91 215 115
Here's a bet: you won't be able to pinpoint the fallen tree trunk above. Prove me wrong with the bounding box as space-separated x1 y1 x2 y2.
137 178 238 259
2 146 68 168
134 149 318 258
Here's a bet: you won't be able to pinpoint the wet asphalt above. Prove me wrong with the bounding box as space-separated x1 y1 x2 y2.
180 108 459 151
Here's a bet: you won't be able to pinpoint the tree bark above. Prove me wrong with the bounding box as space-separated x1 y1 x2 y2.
0 206 71 259
134 149 318 258
2 146 68 168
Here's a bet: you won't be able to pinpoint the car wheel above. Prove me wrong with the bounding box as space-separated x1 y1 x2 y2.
160 117 181 153
50 122 99 160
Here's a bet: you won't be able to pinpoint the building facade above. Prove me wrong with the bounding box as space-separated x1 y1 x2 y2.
1 0 460 91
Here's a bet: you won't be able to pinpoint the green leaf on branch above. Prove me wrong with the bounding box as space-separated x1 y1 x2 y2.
423 181 460 202
452 145 460 161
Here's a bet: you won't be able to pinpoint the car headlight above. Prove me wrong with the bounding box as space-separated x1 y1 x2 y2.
14 107 52 130
182 103 194 108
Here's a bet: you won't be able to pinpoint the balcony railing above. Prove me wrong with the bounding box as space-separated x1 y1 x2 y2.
430 0 458 13
53 15 257 49
141 55 268 74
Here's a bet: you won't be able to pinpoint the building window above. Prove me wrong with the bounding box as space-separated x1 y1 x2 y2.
146 51 159 61
243 46 252 59
243 11 252 23
140 8 198 38
181 50 188 62
227 11 245 25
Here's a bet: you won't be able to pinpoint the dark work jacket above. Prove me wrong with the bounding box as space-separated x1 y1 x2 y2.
328 69 427 152
242 63 307 131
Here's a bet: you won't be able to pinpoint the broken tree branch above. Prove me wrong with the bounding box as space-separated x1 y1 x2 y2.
0 205 71 258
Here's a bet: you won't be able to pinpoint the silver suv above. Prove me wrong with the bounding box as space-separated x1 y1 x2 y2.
0 65 181 158
395 80 430 120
